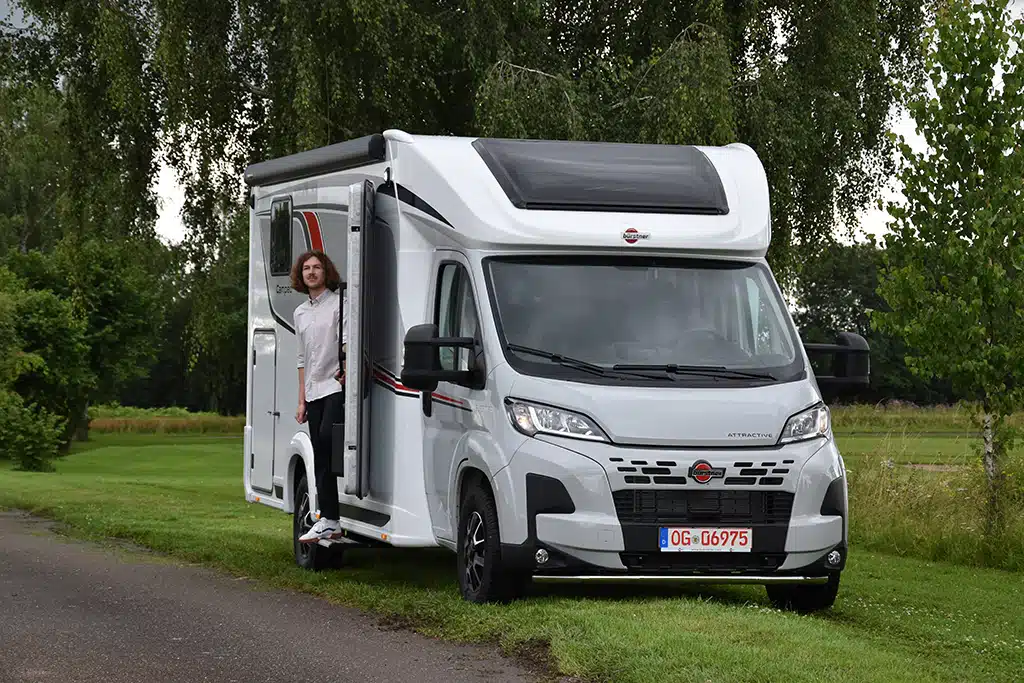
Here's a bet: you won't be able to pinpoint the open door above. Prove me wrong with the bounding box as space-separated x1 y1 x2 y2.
342 180 375 498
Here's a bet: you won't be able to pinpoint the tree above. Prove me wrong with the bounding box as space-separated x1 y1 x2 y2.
0 82 70 254
473 1 933 288
0 267 68 470
873 0 1024 546
793 239 953 405
5 235 169 442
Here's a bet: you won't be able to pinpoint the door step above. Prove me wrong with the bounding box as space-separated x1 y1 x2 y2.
317 534 362 548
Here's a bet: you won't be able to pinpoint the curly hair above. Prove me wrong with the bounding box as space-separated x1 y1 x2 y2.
290 250 342 294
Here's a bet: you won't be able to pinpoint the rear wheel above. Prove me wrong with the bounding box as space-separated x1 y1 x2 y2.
293 471 344 571
457 479 530 603
766 572 840 613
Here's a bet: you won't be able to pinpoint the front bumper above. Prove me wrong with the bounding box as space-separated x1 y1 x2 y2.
493 435 847 585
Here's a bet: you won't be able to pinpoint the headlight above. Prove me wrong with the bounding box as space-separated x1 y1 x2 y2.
778 403 831 445
504 398 608 442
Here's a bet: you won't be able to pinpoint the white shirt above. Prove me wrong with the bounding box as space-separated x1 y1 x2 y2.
294 287 347 403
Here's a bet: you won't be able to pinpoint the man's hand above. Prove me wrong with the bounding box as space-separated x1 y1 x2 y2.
296 401 306 423
335 370 345 383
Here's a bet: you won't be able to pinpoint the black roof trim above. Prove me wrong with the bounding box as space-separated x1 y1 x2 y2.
472 137 730 215
244 134 386 187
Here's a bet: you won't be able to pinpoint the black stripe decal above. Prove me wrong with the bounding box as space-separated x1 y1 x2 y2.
377 181 453 227
295 203 348 213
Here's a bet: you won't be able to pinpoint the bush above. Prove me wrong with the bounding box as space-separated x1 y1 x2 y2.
0 389 65 471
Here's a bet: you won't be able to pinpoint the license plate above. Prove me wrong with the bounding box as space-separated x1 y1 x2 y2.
659 527 751 552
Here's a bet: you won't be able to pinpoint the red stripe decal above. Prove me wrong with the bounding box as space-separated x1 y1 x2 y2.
372 367 468 407
372 368 418 394
432 393 467 408
303 211 324 251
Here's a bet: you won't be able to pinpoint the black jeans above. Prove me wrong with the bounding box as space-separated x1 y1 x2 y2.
306 390 344 521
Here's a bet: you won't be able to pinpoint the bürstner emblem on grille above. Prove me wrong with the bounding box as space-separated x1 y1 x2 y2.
688 459 726 484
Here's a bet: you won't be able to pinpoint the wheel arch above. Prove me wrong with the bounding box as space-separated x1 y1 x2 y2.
285 432 315 514
453 461 491 529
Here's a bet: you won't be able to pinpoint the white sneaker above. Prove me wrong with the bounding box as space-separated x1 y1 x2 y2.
299 517 343 544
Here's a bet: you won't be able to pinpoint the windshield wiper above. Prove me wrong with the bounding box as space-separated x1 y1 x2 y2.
507 344 608 377
506 344 659 381
612 363 777 382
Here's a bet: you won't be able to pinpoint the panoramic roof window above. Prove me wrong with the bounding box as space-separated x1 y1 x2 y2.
471 138 730 215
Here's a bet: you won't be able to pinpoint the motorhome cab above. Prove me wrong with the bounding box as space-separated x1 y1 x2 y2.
242 130 870 612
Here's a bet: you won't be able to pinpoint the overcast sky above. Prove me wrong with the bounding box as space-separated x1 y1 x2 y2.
3 0 1022 246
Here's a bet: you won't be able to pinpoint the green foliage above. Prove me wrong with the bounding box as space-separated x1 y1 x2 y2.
0 82 69 254
794 240 953 404
0 268 66 468
182 207 250 415
8 285 93 448
1 235 168 446
0 388 64 470
873 0 1024 541
7 236 167 401
474 1 932 287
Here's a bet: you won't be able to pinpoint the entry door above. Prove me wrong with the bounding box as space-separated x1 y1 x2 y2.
250 330 278 492
423 253 486 542
342 179 375 499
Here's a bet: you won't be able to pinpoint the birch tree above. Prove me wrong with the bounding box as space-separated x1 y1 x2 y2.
873 0 1024 544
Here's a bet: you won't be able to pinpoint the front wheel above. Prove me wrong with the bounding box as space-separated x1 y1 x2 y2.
766 573 840 613
293 472 343 571
456 480 530 603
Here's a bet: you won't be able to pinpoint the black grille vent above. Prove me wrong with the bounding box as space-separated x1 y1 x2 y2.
612 489 794 525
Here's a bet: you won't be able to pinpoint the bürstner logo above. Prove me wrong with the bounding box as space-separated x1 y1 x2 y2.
622 228 650 244
688 459 726 484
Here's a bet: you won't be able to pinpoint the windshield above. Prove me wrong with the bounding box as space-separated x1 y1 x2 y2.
483 256 804 385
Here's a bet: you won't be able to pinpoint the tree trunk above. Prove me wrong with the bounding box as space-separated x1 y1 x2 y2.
73 401 90 443
980 411 1003 541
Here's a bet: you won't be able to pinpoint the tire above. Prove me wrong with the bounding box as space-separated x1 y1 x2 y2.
766 572 840 613
456 479 530 604
293 471 344 571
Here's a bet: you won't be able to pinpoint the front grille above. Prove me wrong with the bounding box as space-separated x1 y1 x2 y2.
612 489 794 526
620 551 785 574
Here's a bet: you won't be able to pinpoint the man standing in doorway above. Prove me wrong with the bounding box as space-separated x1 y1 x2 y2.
291 250 347 543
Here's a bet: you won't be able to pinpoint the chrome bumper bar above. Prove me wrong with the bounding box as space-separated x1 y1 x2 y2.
532 574 829 585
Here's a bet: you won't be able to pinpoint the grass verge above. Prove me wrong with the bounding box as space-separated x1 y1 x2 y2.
1 434 1021 683
830 403 1024 434
86 403 243 434
837 433 1024 572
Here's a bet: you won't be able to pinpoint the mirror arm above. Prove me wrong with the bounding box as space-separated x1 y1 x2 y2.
406 336 476 349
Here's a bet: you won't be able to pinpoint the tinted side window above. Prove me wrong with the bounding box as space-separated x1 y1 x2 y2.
434 263 480 372
270 199 292 276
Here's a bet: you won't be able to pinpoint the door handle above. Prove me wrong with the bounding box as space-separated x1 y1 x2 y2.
267 411 280 417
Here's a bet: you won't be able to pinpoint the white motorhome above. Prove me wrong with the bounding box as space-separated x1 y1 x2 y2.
242 130 870 612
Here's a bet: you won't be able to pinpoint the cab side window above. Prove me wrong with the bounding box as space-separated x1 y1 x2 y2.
435 263 480 373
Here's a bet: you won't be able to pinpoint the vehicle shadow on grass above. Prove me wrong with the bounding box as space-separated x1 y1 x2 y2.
331 546 771 609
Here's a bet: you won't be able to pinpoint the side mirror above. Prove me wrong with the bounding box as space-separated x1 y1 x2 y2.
804 331 870 396
400 323 479 392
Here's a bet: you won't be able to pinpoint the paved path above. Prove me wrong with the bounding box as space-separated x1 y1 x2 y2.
0 511 538 683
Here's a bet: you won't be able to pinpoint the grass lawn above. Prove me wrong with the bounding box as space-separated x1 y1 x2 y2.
1 433 1022 683
838 433 983 465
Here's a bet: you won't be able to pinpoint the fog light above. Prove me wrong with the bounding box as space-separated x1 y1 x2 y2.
827 550 842 566
535 549 549 564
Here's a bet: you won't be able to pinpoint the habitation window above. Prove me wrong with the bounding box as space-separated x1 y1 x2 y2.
435 263 480 372
270 198 292 276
